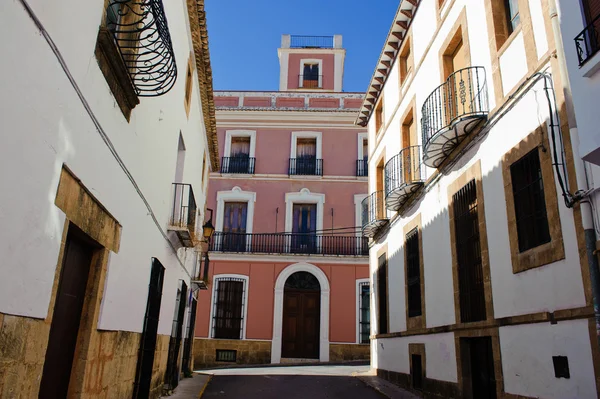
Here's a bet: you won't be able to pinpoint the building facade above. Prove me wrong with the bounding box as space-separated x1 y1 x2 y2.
193 35 371 367
360 0 600 398
0 0 217 397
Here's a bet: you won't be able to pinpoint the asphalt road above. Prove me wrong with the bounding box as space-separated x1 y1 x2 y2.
200 365 385 399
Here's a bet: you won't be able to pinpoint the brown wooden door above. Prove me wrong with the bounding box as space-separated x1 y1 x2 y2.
445 38 469 124
401 116 418 182
282 290 320 359
39 226 96 398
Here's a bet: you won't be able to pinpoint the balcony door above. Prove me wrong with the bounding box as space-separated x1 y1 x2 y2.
292 204 317 253
229 136 251 173
296 138 317 174
302 63 319 88
443 37 469 124
401 113 418 183
222 202 248 252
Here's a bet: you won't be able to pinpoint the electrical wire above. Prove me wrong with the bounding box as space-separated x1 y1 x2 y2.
18 0 192 278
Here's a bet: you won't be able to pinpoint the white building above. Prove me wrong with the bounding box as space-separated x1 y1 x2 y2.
0 0 217 397
359 0 600 397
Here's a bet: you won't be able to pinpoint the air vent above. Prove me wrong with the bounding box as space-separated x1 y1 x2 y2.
216 349 237 363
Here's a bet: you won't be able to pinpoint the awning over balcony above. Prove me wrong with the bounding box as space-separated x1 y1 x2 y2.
106 0 177 96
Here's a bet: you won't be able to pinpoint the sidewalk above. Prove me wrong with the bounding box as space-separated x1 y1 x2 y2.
354 369 420 399
162 373 212 398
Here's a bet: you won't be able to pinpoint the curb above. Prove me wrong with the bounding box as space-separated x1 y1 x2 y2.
196 373 213 398
195 360 369 371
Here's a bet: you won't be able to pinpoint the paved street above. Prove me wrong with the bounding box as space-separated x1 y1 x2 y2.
199 364 385 398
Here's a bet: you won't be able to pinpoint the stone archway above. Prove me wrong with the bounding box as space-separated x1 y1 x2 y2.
271 263 330 363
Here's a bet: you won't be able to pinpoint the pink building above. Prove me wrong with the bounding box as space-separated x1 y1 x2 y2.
193 35 370 367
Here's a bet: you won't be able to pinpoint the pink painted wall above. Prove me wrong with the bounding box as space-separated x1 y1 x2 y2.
195 260 369 343
208 179 363 233
217 126 365 177
287 54 335 90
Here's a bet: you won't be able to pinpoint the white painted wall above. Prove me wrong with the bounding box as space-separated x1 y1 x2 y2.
0 0 211 336
366 0 595 395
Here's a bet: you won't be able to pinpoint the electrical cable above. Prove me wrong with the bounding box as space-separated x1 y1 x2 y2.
18 0 192 278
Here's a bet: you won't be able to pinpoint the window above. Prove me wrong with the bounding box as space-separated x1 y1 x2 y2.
504 0 520 35
212 277 247 339
377 254 389 334
453 180 486 323
398 38 413 86
406 228 422 318
290 132 322 176
510 149 551 252
201 155 207 188
502 128 564 273
375 98 384 133
553 356 570 379
184 56 194 117
302 63 320 88
291 204 317 252
358 281 371 344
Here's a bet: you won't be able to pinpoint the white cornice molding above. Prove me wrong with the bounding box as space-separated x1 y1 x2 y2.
208 253 369 264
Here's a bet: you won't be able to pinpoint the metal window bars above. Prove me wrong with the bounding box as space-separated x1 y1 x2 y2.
105 0 177 96
220 157 256 174
356 159 368 177
289 158 323 176
170 183 197 231
575 13 600 66
212 278 246 340
290 35 334 48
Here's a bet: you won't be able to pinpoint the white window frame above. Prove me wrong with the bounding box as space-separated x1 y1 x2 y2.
208 274 250 340
224 130 257 158
354 194 368 237
290 131 322 160
299 59 323 89
356 278 370 344
284 188 325 234
357 132 369 160
216 186 256 234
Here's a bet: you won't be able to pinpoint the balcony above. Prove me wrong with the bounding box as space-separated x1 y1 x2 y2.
168 183 197 247
289 158 323 176
290 35 334 49
104 0 177 96
220 157 256 174
210 232 368 256
362 191 389 238
575 14 600 66
384 146 424 211
421 66 489 168
356 159 368 177
299 75 323 89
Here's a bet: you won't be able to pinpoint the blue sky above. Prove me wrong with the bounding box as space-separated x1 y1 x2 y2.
205 0 399 93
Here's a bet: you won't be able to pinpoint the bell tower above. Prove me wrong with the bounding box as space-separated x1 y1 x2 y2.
278 35 345 92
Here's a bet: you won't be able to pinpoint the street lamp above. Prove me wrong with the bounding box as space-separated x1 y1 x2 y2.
202 208 215 242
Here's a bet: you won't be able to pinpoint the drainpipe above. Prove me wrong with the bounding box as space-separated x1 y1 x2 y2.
549 0 600 344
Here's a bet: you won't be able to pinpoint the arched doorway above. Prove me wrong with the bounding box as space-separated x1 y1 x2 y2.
281 271 321 359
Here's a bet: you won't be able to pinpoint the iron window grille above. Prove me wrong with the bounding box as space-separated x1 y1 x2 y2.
104 0 177 96
377 254 389 334
575 13 600 66
221 157 256 174
406 228 422 318
133 258 165 399
181 297 198 376
356 159 368 177
212 277 246 339
453 180 486 323
358 282 371 344
510 148 551 252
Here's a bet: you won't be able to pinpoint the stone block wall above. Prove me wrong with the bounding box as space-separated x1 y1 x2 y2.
150 334 170 399
193 338 271 368
329 343 370 362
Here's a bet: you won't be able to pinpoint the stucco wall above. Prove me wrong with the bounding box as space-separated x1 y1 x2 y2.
0 0 210 336
195 260 369 343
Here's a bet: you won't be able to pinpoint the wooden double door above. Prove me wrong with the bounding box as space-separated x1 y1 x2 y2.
281 288 320 359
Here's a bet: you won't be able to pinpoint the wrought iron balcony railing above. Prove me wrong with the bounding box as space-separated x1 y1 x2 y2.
210 232 368 256
356 159 368 177
421 66 489 168
575 14 600 66
290 35 334 48
220 157 256 174
362 191 388 238
105 0 177 96
384 146 424 211
299 75 323 89
169 183 197 247
289 158 323 176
